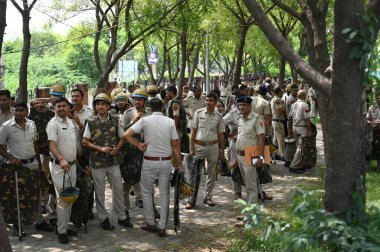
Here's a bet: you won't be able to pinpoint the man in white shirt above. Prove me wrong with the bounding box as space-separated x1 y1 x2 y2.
123 98 183 237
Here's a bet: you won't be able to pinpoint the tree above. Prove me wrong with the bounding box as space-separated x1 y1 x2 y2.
91 0 186 93
242 0 380 212
0 0 6 56
10 0 37 102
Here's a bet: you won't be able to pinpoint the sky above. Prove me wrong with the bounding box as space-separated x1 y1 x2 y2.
4 0 93 41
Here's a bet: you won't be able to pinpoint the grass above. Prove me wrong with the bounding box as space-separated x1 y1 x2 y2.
366 161 380 208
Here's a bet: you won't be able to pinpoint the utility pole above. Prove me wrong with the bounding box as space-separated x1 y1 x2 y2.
205 31 210 94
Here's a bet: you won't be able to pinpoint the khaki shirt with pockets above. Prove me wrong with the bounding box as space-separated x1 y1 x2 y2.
46 115 77 162
0 118 38 159
251 95 270 116
289 99 310 127
192 108 225 142
236 112 265 151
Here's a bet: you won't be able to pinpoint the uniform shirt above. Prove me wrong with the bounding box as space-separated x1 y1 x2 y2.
223 107 239 131
183 95 206 121
251 95 270 116
286 94 297 117
76 105 93 125
192 108 225 142
121 107 150 130
131 112 178 157
0 107 14 125
236 112 265 151
366 105 380 123
271 96 286 120
0 118 37 159
289 99 310 127
46 115 77 162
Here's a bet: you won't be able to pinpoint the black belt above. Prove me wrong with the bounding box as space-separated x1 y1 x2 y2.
144 156 171 161
272 119 285 123
50 158 76 166
294 125 307 127
21 157 35 164
237 150 245 156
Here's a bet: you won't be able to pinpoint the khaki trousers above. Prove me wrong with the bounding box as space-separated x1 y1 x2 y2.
49 162 77 234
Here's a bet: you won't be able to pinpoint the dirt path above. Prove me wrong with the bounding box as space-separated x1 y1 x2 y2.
9 126 324 252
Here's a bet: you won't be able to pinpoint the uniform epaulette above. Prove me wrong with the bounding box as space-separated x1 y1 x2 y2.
86 116 96 123
196 108 205 113
125 107 135 113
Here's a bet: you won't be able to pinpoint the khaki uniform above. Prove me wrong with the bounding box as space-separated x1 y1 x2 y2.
251 95 270 117
183 95 205 127
366 105 380 123
0 107 14 126
190 108 225 203
271 96 286 156
289 99 310 169
308 87 317 120
46 115 77 234
286 94 297 117
223 108 241 194
236 112 265 204
76 105 93 125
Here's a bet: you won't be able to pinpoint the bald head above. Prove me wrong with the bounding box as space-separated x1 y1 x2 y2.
298 90 307 100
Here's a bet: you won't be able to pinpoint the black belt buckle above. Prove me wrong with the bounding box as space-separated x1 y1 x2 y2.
51 158 75 166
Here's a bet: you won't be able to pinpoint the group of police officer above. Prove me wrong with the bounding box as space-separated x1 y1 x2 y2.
0 78 316 244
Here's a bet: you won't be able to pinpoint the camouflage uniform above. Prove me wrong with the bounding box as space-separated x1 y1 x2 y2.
83 114 127 223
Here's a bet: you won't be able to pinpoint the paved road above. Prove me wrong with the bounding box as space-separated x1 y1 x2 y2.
8 126 324 252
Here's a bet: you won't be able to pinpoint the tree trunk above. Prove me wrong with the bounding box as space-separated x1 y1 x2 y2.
188 40 201 89
168 54 173 83
233 24 249 86
242 0 370 214
323 1 366 212
143 40 156 85
18 11 31 102
0 0 6 57
178 22 187 97
278 57 286 86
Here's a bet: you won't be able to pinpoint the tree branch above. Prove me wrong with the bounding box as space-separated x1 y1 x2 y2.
271 0 302 20
243 0 330 96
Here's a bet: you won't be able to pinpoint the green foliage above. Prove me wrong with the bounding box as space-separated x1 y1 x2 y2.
343 12 379 87
3 53 91 94
233 188 380 252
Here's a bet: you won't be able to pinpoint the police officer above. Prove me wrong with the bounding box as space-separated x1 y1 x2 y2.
123 98 183 237
166 85 188 152
223 98 241 200
0 101 54 235
46 97 78 244
166 85 187 135
288 90 312 173
82 93 132 230
252 85 271 134
0 90 14 125
183 85 205 129
71 88 93 125
234 96 265 206
286 84 299 117
121 88 150 211
186 92 225 209
271 86 286 159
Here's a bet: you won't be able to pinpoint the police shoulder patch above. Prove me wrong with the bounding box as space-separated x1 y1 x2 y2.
172 103 179 111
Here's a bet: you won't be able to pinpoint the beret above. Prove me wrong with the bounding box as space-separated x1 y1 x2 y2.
236 96 252 104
